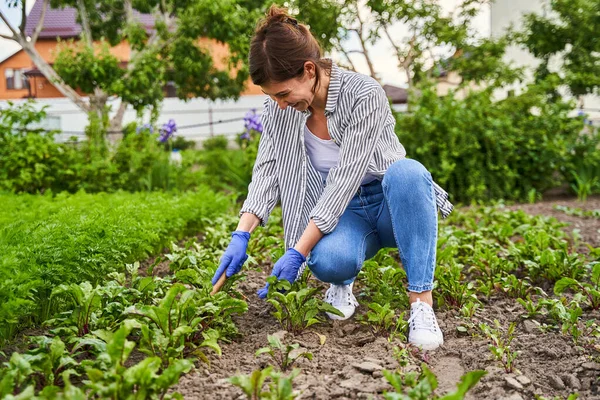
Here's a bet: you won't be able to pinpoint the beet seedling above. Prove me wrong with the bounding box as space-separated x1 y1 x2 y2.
478 320 519 373
264 277 343 334
382 363 486 399
228 366 301 400
359 302 408 340
554 262 600 310
255 335 312 372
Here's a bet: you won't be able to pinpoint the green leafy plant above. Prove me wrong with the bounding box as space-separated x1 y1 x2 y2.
228 366 301 400
358 303 408 340
83 321 193 399
554 205 600 219
554 263 600 310
434 261 478 309
265 278 343 334
126 283 247 365
541 297 599 344
0 189 231 344
0 336 78 396
47 282 103 337
382 363 486 399
517 296 546 319
255 335 312 372
570 170 598 202
478 320 519 373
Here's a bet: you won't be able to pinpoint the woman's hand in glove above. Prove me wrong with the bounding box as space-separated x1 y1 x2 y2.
257 248 306 299
211 231 251 285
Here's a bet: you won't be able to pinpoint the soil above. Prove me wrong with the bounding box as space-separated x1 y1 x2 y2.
174 197 600 400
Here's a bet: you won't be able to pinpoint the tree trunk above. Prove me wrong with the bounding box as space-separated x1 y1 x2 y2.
109 101 129 140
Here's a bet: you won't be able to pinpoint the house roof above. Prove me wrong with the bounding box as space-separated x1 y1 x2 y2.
0 47 23 64
24 0 155 39
382 84 408 104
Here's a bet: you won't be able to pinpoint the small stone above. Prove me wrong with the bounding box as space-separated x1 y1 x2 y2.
581 378 592 390
342 324 358 335
515 375 531 386
548 375 565 390
339 374 365 391
353 361 384 373
505 376 524 390
373 370 383 379
522 319 540 334
363 356 385 365
582 361 600 371
561 374 581 390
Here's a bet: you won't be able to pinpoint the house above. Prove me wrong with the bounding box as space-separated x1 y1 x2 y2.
0 0 266 141
0 0 262 100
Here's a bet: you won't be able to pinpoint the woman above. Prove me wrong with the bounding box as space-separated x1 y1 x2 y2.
211 6 453 351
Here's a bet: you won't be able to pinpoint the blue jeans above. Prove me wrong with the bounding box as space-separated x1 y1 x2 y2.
307 159 438 293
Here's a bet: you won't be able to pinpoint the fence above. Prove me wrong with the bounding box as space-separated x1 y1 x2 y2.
1 95 267 143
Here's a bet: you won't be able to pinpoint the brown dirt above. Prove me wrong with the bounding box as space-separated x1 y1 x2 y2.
175 198 600 400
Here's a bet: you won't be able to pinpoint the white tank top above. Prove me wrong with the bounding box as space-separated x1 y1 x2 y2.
304 125 376 185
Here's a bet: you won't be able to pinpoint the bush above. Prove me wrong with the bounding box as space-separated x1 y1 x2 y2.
202 135 229 151
396 83 586 203
0 101 78 193
563 127 600 200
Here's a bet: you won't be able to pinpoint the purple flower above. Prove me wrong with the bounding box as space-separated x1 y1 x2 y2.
241 109 263 140
158 119 177 143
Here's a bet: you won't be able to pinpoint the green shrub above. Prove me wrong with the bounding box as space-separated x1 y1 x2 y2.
396 83 585 203
0 101 78 194
202 135 229 151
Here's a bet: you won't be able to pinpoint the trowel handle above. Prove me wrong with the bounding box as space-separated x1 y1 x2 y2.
210 272 227 295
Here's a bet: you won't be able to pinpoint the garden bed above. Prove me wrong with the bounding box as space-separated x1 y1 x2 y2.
175 198 600 399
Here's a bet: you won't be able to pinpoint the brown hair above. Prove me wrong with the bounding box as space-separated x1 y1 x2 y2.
249 5 331 93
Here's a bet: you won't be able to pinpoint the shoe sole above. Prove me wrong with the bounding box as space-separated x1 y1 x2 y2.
409 340 444 351
326 311 353 321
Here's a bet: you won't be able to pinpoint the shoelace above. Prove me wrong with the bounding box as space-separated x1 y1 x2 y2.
407 302 438 332
325 284 359 307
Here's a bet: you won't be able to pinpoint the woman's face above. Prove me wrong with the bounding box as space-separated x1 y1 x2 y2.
261 62 316 112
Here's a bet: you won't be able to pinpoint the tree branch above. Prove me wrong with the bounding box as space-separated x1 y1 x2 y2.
19 0 26 34
31 0 50 44
0 9 21 39
76 0 93 47
0 32 16 41
353 4 378 81
336 43 357 71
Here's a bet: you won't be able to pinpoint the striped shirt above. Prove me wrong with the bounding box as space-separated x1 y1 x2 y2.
240 61 453 251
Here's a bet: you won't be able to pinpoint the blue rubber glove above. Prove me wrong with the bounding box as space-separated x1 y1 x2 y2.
211 231 251 285
257 248 306 299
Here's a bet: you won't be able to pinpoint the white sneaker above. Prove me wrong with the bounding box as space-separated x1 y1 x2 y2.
407 299 444 350
324 282 359 320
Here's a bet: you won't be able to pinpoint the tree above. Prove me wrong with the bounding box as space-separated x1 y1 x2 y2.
0 0 343 133
333 0 519 89
520 0 600 106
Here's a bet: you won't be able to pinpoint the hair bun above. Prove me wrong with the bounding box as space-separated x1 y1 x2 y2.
266 5 298 26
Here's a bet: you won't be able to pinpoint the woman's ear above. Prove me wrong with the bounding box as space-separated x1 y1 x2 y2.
304 61 316 79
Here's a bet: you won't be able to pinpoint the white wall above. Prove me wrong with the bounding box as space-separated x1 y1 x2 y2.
0 95 268 143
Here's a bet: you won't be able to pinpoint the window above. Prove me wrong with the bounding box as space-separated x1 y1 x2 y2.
5 68 28 90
